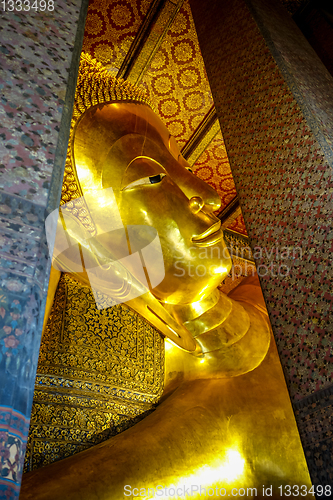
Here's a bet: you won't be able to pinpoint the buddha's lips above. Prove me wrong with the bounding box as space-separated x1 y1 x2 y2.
191 221 223 247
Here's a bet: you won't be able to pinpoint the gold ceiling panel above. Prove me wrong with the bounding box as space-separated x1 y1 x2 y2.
125 0 184 85
192 130 238 212
183 111 220 166
140 0 214 149
82 0 152 71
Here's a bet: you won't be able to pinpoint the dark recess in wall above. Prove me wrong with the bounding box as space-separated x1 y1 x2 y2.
293 0 333 77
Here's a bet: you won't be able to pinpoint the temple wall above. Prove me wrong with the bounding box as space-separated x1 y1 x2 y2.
294 1 333 78
189 0 333 486
0 2 88 497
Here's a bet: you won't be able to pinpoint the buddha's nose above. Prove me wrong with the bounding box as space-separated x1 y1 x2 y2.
189 196 205 214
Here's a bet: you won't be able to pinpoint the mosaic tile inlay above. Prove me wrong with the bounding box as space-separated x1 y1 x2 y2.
190 0 333 402
190 0 333 483
0 1 85 496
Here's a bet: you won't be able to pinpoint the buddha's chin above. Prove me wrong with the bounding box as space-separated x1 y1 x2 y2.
151 274 227 306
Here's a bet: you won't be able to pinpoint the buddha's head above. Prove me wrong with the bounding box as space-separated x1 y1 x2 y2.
62 54 231 306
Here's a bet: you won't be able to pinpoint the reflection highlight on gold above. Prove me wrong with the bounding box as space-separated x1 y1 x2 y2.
171 447 246 496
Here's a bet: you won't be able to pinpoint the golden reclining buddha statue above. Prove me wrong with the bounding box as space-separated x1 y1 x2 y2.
21 54 312 499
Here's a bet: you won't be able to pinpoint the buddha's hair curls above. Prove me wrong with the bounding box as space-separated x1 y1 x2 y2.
61 53 151 234
73 53 151 121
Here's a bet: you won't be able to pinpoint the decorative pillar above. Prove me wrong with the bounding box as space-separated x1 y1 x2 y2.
0 1 88 497
189 0 333 486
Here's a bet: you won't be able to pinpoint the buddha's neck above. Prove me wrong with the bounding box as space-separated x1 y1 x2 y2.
164 289 250 354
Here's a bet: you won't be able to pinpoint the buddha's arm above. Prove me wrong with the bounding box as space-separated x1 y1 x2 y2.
20 338 311 499
21 276 312 498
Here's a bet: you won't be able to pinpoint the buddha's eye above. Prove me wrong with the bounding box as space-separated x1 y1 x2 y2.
149 174 165 184
187 168 193 174
124 173 166 190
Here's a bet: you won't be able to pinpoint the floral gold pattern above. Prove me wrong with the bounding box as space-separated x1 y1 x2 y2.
24 274 164 471
140 2 214 150
82 0 151 68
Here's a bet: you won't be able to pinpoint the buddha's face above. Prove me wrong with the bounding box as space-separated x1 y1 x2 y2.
73 102 232 304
